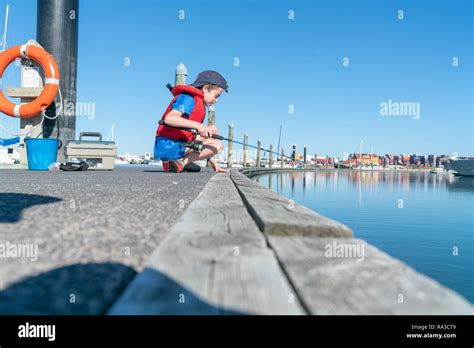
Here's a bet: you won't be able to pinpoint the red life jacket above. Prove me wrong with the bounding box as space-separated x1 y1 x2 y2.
156 85 206 142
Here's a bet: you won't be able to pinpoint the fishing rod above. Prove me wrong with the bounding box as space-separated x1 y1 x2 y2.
159 119 307 164
163 83 308 164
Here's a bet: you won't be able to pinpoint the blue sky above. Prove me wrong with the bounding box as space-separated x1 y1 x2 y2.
0 0 472 157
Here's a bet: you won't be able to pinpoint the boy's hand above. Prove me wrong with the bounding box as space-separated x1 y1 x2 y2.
197 124 213 138
210 159 228 173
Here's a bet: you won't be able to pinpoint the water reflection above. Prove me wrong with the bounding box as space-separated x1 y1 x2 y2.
255 169 474 303
263 169 473 195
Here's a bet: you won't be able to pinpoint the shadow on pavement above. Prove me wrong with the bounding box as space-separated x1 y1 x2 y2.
0 193 62 223
0 263 244 315
108 267 245 315
0 263 136 315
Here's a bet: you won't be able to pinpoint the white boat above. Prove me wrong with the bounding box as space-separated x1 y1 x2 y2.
449 157 474 177
147 160 163 166
336 163 351 169
143 152 152 161
114 156 130 165
116 153 144 164
351 165 383 170
129 157 144 164
430 167 445 174
0 146 20 164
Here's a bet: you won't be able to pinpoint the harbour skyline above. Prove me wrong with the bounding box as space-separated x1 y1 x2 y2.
0 0 471 157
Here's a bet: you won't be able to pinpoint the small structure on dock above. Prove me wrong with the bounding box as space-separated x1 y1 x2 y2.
2 0 79 167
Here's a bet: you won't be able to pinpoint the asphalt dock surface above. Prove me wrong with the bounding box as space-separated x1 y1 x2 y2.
0 167 215 314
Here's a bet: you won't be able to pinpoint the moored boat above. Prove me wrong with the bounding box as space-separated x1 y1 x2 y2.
449 157 474 177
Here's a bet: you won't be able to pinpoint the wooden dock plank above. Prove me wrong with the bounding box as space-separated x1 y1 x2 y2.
108 174 305 315
231 170 353 238
268 236 474 314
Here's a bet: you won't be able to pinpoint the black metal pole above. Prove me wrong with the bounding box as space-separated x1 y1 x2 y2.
37 0 79 161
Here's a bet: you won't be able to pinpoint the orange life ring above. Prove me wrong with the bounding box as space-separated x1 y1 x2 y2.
0 44 60 118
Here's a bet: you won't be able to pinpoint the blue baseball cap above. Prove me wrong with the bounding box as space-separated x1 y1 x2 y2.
190 70 229 92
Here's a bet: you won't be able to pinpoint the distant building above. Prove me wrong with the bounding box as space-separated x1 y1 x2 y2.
410 154 426 166
401 154 411 164
347 153 379 165
428 154 435 166
436 156 444 167
315 156 328 164
384 154 394 165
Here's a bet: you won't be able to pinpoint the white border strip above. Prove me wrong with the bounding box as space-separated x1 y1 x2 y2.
45 78 59 85
13 105 21 117
20 45 28 58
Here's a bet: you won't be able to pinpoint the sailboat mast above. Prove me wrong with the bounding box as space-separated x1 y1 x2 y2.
2 4 9 52
277 124 282 160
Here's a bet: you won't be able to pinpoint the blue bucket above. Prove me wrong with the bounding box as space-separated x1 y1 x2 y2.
25 138 62 170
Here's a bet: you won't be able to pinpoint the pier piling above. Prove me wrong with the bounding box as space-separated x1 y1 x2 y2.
269 144 273 168
175 62 187 85
304 146 307 168
243 134 248 167
227 123 234 168
208 105 215 127
257 140 261 167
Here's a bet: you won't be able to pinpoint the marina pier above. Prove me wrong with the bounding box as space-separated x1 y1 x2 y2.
1 167 472 315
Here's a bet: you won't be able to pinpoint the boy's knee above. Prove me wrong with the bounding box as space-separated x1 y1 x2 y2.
204 139 223 154
209 125 218 134
214 140 224 153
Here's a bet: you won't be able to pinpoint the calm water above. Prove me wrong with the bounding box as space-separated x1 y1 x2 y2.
255 170 473 303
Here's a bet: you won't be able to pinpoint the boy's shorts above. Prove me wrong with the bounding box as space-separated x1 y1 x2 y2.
154 136 187 161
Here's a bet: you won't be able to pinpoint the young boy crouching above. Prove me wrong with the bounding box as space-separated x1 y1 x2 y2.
154 70 229 173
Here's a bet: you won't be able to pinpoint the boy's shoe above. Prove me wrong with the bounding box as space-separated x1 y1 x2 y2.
162 161 170 172
168 159 185 173
183 162 201 172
